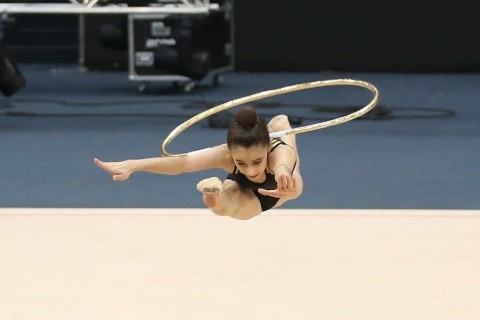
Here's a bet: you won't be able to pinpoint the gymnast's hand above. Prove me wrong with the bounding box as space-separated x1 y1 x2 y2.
94 158 132 181
258 165 297 197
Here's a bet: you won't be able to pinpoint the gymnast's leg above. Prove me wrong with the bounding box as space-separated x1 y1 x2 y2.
197 178 261 219
268 114 300 160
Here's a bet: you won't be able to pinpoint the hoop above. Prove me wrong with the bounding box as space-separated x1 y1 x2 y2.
161 78 380 157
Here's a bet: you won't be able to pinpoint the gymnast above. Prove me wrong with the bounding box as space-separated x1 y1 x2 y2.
94 106 303 220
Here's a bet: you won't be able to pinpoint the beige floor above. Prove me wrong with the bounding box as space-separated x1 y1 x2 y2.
1 208 479 320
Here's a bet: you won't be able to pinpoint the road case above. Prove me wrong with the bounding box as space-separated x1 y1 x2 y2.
128 1 233 92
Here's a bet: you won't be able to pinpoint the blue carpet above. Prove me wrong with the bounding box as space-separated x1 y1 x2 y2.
1 64 479 209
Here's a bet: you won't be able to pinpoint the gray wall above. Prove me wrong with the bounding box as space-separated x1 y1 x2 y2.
233 0 480 72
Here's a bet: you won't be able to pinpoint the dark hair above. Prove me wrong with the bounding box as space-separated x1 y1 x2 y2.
227 106 270 149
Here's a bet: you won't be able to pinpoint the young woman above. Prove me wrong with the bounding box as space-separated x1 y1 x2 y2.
94 106 303 220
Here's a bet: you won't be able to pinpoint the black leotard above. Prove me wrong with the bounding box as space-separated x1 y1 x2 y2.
226 139 296 211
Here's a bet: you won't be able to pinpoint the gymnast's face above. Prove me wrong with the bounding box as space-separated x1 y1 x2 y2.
229 144 269 183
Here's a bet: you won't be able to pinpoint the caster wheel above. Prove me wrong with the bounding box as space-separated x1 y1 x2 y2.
138 83 148 93
212 74 223 87
182 81 196 93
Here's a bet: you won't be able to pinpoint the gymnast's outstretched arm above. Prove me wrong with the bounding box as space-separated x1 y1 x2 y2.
94 144 232 181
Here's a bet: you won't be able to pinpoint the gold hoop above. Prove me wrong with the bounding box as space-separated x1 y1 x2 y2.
161 78 380 157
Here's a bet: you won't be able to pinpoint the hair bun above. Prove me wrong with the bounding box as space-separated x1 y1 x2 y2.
234 106 257 129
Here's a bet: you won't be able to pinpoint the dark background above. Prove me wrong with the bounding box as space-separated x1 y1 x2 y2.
4 0 480 72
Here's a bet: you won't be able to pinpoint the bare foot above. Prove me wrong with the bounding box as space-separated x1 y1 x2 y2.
196 177 223 194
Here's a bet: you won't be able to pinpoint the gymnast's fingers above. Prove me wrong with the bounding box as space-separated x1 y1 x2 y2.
94 158 129 180
258 183 297 197
94 158 114 173
94 158 119 174
277 173 294 190
257 188 279 197
112 173 129 181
